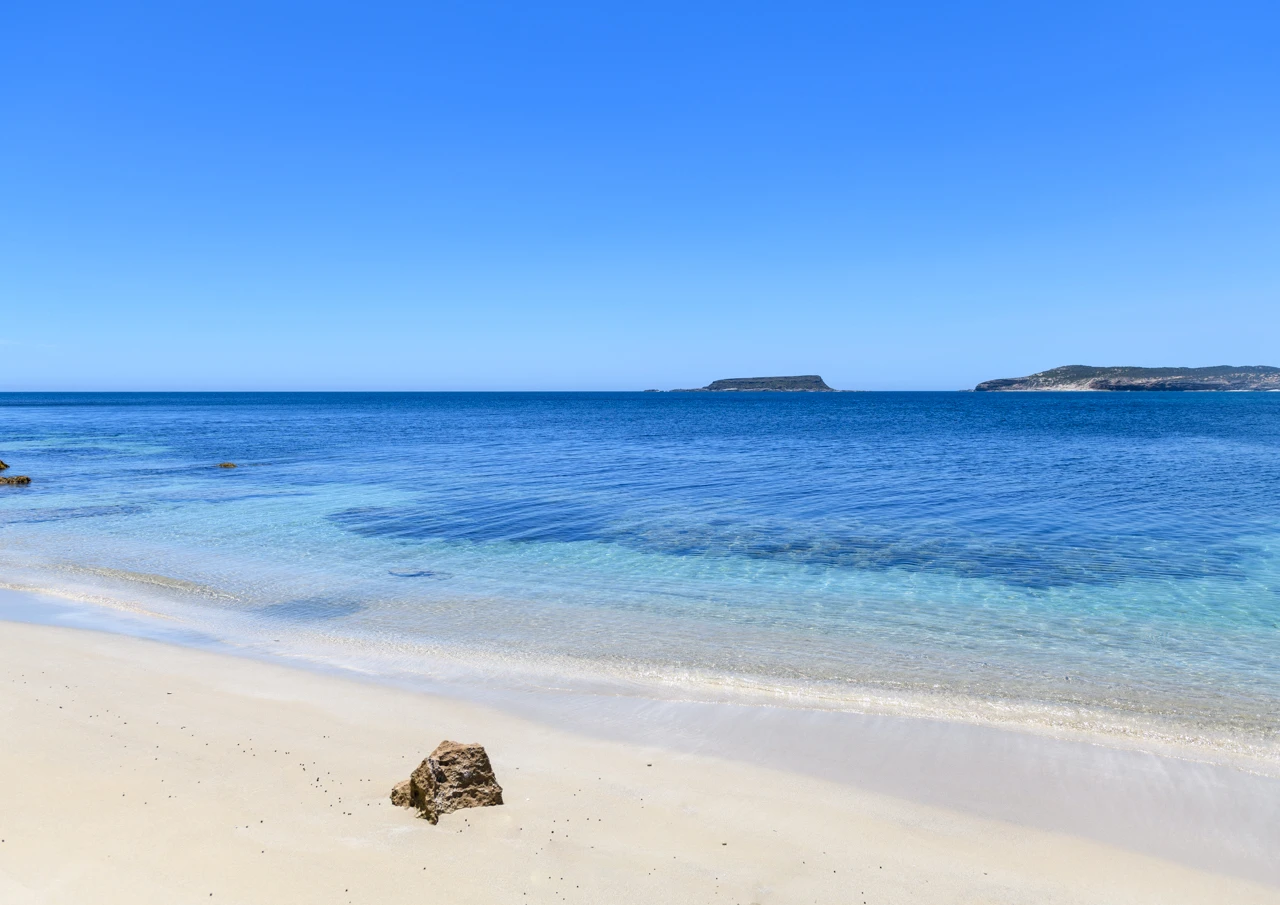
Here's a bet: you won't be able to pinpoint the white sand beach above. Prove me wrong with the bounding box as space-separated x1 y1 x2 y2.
1 617 1276 905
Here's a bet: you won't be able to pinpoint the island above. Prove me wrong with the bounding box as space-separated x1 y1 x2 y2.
975 365 1280 392
671 375 836 392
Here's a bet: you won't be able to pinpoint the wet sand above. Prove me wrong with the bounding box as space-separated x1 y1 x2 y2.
1 619 1276 904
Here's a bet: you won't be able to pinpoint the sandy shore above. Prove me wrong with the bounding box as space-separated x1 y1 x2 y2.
1 620 1276 905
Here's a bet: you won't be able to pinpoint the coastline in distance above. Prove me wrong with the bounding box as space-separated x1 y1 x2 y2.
975 365 1280 392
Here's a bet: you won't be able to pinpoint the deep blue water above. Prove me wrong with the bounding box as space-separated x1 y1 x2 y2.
1 392 1278 752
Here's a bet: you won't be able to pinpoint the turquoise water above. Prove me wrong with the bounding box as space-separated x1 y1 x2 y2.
1 392 1278 759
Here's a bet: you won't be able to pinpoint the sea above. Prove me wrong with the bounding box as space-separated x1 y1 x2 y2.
1 391 1278 765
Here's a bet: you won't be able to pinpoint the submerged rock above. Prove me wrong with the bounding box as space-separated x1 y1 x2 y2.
0 475 31 485
387 569 452 580
217 462 237 468
391 740 504 825
0 459 8 469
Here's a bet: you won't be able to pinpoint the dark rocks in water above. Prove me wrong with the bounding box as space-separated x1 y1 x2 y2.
391 740 504 825
976 365 1280 392
0 475 31 485
217 462 237 468
673 375 835 392
0 460 8 469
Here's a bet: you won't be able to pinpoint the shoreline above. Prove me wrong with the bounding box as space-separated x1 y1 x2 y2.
1 588 1279 896
2 619 1278 903
2 577 1277 778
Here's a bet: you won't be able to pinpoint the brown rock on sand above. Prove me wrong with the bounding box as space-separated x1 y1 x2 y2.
0 475 31 485
391 741 503 825
408 759 440 824
429 741 504 816
390 780 413 808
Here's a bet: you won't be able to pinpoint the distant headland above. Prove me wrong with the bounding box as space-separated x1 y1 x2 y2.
975 365 1280 392
660 375 836 392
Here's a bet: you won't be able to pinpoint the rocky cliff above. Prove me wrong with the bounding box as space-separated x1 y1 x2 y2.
975 365 1280 392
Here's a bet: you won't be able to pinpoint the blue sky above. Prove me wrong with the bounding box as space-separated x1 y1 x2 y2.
2 1 1277 390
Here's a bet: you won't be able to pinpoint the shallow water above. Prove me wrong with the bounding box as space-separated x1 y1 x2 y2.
1 392 1278 760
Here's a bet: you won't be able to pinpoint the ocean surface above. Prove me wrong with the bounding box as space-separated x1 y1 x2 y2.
1 392 1278 763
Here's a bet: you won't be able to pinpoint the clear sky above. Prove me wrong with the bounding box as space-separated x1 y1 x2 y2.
2 2 1277 390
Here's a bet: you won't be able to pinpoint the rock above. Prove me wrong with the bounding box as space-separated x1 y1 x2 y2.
391 740 503 825
0 459 8 469
408 757 440 823
428 741 504 817
390 779 413 808
218 462 237 468
0 475 31 485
